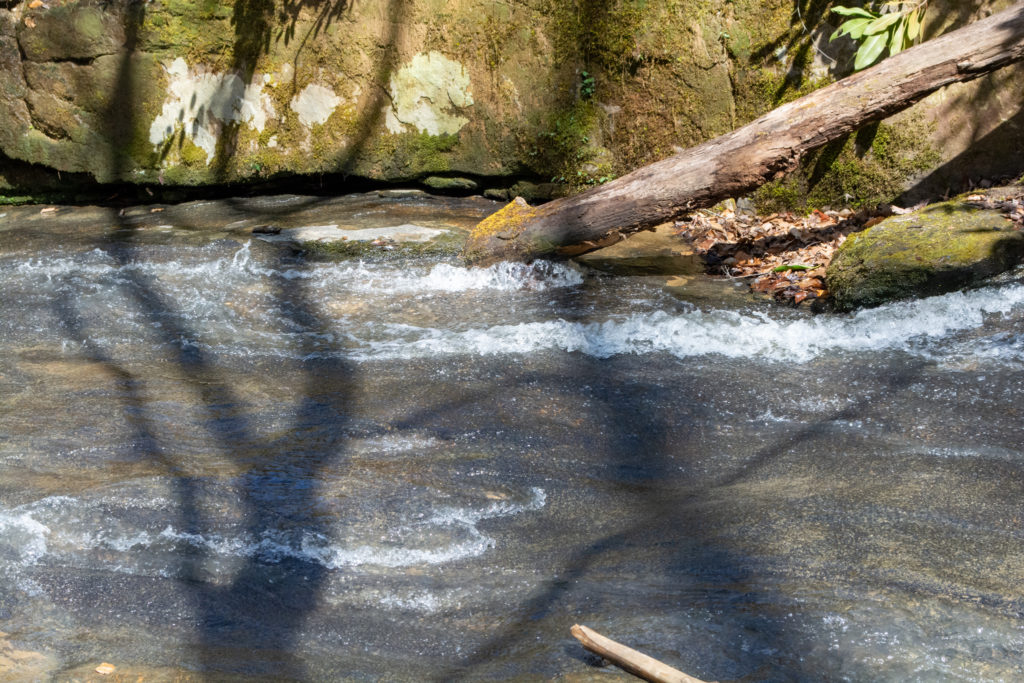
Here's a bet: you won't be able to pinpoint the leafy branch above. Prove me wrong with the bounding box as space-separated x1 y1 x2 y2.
830 2 928 70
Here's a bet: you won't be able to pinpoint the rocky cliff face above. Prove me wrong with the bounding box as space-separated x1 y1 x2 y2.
0 0 1021 200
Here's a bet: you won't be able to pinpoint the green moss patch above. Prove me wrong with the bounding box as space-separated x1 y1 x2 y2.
826 200 1024 310
755 119 941 213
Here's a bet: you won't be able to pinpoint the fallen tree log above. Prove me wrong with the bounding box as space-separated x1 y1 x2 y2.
570 624 711 683
464 3 1024 265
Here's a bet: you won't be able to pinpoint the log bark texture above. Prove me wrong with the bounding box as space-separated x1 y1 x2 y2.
571 624 710 683
464 3 1024 265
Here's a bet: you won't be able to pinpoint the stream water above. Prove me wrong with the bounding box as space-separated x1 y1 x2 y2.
1 192 1023 681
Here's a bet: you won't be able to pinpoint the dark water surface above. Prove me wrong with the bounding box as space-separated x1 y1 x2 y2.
1 193 1023 681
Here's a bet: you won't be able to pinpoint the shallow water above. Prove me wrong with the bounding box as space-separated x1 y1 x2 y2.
1 193 1024 681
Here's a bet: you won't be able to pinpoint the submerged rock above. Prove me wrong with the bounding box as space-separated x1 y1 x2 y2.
0 632 58 680
826 198 1024 310
258 223 451 244
573 224 703 276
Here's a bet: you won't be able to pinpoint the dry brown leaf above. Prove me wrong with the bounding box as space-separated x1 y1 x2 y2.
24 16 35 27
28 0 43 7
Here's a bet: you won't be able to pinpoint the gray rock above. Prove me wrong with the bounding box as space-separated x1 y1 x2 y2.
17 5 125 62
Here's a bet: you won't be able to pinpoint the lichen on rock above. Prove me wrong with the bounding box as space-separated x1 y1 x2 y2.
148 57 275 164
385 51 474 136
0 0 1020 195
290 84 344 128
463 196 541 263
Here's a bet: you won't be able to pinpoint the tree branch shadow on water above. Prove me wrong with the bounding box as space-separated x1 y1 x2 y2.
51 218 360 679
417 266 945 680
44 0 994 678
45 1 403 678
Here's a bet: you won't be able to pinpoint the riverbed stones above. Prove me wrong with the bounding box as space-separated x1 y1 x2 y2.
826 198 1024 310
258 223 453 246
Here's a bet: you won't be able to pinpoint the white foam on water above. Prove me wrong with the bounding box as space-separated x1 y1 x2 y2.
5 243 585 317
0 487 547 578
412 261 584 292
150 486 547 569
291 487 548 569
347 283 1024 363
192 242 584 293
9 239 1024 367
0 509 50 565
378 591 445 613
0 505 54 595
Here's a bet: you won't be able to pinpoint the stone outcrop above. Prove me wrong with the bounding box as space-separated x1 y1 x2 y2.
826 194 1024 310
0 0 1021 199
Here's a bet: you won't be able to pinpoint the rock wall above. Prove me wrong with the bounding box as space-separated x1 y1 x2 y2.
0 0 1021 201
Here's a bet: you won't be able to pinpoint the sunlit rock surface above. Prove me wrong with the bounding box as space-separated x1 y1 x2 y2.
1 0 1020 197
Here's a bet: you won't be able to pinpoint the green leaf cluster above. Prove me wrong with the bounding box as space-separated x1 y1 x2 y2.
830 2 926 70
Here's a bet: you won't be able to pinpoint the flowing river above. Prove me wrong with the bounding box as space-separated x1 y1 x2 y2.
1 191 1023 681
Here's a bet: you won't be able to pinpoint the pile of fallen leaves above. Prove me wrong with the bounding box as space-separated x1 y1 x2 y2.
673 188 1024 306
962 190 1024 223
672 205 882 305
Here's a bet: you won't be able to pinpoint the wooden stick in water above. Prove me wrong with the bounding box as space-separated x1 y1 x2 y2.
570 624 712 683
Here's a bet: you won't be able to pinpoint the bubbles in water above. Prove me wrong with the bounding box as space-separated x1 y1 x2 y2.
0 484 547 583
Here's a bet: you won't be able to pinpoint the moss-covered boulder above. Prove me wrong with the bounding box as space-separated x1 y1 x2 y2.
826 199 1024 310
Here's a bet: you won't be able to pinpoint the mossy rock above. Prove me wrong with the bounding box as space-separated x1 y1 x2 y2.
17 4 125 62
422 176 478 192
826 200 1024 311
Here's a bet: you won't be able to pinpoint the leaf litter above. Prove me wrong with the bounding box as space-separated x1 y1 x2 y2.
672 185 1024 308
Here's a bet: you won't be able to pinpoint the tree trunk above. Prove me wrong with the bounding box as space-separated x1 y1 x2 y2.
463 3 1024 265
